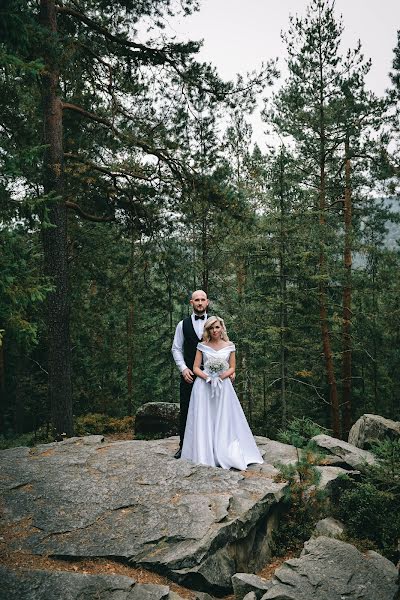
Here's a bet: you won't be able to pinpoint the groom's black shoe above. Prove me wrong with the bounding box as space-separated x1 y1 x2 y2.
174 448 182 459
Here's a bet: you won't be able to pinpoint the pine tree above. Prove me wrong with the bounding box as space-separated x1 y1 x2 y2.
2 0 228 436
266 0 383 436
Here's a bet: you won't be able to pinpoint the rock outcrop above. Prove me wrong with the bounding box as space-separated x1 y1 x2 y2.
311 434 376 471
348 413 400 449
2 430 396 599
0 566 183 600
0 436 286 595
260 536 398 600
135 402 180 437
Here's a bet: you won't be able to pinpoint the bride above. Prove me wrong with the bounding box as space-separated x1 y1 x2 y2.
181 316 263 470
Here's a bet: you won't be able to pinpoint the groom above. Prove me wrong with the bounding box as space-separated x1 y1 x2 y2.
171 289 209 459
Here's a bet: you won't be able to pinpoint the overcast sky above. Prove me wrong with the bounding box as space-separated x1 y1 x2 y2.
170 0 399 94
165 0 400 146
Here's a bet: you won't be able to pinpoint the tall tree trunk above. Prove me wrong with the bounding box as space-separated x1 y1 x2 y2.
342 136 352 437
201 210 209 294
263 369 267 436
247 372 253 426
13 356 25 434
279 149 288 426
236 258 246 408
126 232 135 415
169 280 174 401
127 303 134 415
371 260 378 411
0 340 5 433
40 0 73 437
318 76 339 437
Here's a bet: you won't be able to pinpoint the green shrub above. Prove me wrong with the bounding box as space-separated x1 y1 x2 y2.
336 481 399 561
74 413 134 435
368 438 400 492
0 426 53 449
272 454 328 555
134 431 166 441
105 416 134 433
333 438 400 562
277 417 330 449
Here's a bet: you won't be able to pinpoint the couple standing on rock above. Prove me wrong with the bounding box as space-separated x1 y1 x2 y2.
171 289 263 471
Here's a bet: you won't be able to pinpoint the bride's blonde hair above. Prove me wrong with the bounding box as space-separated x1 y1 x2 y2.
202 316 230 342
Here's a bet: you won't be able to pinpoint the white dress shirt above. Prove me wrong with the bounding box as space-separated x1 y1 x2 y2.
171 313 208 373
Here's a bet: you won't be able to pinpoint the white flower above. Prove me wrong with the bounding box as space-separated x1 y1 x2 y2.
205 357 229 375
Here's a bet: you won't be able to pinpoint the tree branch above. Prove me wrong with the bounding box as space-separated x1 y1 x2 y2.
56 4 165 57
62 102 119 133
65 200 115 222
64 152 158 182
62 103 185 182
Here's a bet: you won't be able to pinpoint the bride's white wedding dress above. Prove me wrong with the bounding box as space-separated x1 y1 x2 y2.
181 342 263 470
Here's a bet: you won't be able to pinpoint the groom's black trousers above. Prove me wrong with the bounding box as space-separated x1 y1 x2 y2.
179 376 195 448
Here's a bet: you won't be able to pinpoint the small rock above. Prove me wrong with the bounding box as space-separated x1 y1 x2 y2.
231 572 271 599
312 517 345 539
348 414 400 449
316 465 358 493
135 402 180 437
194 592 215 600
254 437 299 466
311 434 376 472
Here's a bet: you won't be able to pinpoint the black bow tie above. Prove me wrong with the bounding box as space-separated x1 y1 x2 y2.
195 315 205 320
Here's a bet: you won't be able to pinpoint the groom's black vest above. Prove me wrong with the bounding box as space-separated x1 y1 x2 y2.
182 317 200 369
182 316 203 371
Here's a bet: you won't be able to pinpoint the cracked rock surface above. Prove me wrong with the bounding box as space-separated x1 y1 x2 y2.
0 436 287 594
311 434 376 471
0 566 181 600
261 536 399 600
348 413 400 449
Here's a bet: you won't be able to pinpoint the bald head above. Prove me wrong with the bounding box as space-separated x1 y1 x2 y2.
190 290 209 315
191 289 207 300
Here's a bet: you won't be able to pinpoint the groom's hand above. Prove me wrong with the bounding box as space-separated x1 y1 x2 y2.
182 368 194 383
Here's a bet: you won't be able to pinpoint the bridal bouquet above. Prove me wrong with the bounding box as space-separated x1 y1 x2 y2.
205 358 229 376
204 357 228 400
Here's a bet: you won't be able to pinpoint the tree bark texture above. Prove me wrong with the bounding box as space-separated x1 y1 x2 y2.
318 79 340 437
127 302 134 415
40 0 73 436
279 151 288 426
342 137 352 437
236 258 246 409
